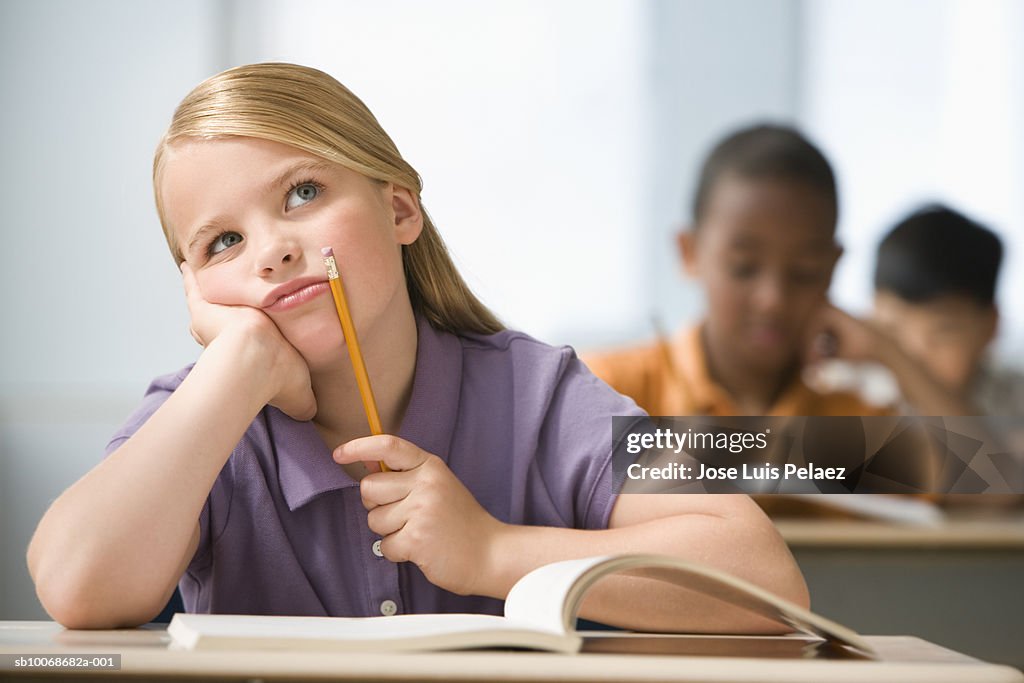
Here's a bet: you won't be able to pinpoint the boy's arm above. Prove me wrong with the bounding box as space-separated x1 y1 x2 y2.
808 305 975 415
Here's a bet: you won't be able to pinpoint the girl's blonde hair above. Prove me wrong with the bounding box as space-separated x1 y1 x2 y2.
153 62 503 336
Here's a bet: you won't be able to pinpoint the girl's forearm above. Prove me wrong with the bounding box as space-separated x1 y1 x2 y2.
27 330 277 628
477 514 808 634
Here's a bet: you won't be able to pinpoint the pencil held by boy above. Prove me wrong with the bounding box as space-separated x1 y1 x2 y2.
807 205 1022 416
584 124 883 417
26 64 807 632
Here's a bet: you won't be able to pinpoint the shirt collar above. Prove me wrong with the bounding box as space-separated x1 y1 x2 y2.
276 313 464 511
675 324 814 416
673 325 730 415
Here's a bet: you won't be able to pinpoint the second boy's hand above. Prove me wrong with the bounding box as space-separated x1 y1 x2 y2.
804 304 882 364
804 303 973 415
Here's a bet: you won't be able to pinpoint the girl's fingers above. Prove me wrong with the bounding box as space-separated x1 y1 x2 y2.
377 533 411 563
366 499 408 537
359 469 414 510
180 262 204 309
333 435 430 472
181 261 237 347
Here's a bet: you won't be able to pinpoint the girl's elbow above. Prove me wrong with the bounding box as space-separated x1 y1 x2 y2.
766 536 811 610
743 514 810 610
32 559 158 630
35 575 107 629
39 583 157 630
780 566 811 611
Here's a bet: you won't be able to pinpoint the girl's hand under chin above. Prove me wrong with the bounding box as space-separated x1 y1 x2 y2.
181 262 317 422
334 435 506 598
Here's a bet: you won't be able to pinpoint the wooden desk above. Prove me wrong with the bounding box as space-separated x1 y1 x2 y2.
775 515 1024 548
775 515 1024 670
1 621 1021 682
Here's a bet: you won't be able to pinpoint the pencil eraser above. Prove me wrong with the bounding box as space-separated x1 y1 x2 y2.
321 247 334 257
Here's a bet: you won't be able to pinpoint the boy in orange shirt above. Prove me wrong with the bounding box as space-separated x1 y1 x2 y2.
585 124 883 417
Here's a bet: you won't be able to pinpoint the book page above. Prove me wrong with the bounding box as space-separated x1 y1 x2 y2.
504 554 873 654
168 613 579 653
504 556 613 634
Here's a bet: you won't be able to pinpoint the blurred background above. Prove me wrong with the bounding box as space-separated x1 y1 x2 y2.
1 0 1022 662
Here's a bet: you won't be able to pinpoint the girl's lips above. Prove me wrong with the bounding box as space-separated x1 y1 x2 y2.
265 281 330 312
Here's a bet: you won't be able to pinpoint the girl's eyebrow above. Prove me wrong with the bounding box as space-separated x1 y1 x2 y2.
262 160 334 194
186 222 224 255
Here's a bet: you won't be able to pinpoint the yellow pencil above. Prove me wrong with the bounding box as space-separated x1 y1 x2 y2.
321 247 389 472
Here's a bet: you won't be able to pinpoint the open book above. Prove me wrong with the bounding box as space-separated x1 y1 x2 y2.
168 553 872 655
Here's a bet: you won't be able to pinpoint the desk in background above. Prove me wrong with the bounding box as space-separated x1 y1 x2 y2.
776 513 1024 670
1 621 1021 682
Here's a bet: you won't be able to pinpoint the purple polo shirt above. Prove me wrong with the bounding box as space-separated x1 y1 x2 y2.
104 314 644 617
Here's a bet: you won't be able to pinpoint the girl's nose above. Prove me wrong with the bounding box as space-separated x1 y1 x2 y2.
254 230 303 276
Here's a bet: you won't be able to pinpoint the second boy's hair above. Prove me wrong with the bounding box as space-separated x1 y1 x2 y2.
874 205 1003 306
691 124 838 229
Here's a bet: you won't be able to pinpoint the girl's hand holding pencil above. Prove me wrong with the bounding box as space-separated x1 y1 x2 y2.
181 262 317 421
335 435 505 598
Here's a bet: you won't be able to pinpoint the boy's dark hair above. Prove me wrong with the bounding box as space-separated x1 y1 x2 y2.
691 123 838 229
874 205 1002 305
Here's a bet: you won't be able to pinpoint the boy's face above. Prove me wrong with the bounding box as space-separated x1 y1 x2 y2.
159 137 422 369
680 173 840 375
873 291 996 395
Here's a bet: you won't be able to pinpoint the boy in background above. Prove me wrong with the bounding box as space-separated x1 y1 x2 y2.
584 124 883 417
809 205 1024 416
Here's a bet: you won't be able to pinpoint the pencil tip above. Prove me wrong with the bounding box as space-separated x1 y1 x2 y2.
321 246 334 257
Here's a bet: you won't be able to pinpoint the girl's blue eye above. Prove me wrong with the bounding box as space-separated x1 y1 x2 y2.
286 182 320 210
210 231 243 255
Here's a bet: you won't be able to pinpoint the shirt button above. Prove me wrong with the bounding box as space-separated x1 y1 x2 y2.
371 539 384 557
380 599 398 616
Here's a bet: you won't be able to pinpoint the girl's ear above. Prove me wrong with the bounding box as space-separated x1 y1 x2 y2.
391 183 423 245
677 227 699 277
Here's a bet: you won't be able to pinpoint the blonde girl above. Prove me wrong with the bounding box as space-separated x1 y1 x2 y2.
28 63 807 630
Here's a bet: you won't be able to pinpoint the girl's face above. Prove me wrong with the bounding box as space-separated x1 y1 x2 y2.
680 173 840 376
159 137 422 369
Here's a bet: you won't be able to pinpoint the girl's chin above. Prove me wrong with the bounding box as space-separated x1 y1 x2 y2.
282 331 346 370
297 342 346 368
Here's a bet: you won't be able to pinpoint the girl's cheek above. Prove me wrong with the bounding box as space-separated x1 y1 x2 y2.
197 270 248 306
